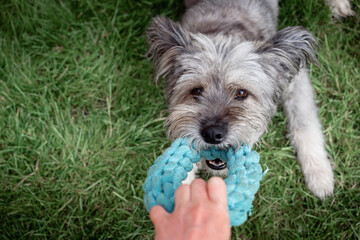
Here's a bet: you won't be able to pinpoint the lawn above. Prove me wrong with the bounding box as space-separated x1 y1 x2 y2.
0 0 359 239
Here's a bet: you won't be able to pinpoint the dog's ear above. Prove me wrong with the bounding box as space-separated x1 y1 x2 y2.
147 16 189 85
257 26 318 80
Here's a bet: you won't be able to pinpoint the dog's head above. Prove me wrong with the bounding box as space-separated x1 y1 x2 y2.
147 16 317 150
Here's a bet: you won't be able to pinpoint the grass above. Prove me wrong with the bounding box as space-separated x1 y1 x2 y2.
0 0 359 239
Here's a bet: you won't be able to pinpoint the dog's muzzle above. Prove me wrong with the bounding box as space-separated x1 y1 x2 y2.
201 125 227 144
206 158 227 170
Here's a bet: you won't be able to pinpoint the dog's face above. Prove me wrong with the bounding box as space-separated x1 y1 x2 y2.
147 17 316 150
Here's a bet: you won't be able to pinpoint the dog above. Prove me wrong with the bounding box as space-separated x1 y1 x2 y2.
146 0 351 199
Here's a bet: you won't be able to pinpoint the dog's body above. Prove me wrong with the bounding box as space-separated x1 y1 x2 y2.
147 0 342 199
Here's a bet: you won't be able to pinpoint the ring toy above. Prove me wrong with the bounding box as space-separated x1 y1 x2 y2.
143 138 265 226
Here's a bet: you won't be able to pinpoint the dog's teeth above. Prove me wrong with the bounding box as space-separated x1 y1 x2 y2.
209 159 224 166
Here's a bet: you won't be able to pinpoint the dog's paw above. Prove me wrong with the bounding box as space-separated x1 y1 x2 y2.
304 166 334 200
181 163 199 185
328 0 355 19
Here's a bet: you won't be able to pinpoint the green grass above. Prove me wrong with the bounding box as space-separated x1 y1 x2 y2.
0 0 359 239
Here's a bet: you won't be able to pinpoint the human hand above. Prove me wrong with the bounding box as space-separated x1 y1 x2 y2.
150 177 231 240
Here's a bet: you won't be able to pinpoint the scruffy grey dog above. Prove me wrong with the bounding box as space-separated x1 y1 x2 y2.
147 0 340 199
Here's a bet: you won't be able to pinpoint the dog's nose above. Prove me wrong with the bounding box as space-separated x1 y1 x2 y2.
201 125 226 144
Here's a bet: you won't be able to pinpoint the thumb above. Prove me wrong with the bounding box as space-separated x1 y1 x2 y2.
150 205 169 225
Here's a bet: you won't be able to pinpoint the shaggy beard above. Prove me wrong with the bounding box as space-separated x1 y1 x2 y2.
165 104 268 151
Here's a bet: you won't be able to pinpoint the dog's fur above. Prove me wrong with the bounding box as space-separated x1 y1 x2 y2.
146 0 352 199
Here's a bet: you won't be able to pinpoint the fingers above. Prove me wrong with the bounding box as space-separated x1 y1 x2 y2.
150 205 169 224
190 178 208 201
207 177 227 207
175 184 190 205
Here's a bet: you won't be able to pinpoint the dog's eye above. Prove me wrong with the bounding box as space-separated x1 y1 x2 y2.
190 88 202 98
235 89 248 100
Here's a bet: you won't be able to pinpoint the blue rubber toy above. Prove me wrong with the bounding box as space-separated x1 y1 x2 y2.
143 138 265 226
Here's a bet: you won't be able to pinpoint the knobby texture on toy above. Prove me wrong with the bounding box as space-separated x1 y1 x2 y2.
142 138 265 226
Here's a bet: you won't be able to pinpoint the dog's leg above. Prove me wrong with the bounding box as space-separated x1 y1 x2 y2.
265 0 279 18
325 0 355 19
283 68 334 199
